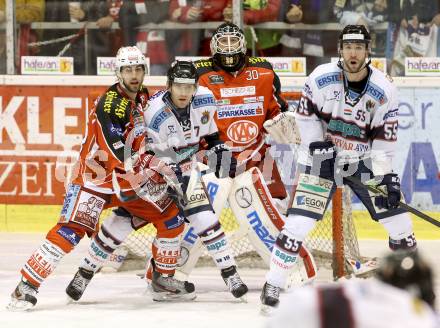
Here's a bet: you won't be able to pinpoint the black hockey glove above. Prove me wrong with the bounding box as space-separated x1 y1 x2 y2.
167 163 189 196
207 144 237 179
309 140 336 178
374 173 401 209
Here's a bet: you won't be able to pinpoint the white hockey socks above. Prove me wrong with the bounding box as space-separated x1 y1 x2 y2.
199 222 236 269
21 240 66 287
266 214 316 288
80 228 120 273
187 211 236 269
80 212 134 273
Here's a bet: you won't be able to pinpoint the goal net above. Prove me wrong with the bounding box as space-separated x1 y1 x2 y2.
114 91 369 279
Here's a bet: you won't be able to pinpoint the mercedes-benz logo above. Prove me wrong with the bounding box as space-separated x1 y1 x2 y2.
235 187 252 208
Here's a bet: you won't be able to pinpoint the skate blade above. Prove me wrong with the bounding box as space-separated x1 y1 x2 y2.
238 294 248 303
151 290 197 302
260 304 277 316
6 298 35 312
66 295 76 304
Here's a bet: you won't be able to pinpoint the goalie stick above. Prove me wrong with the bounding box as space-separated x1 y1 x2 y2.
344 175 440 228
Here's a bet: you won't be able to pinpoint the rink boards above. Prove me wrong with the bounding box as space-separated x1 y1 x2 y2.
0 75 438 237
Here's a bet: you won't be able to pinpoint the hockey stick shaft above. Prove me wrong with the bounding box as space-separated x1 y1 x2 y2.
344 175 440 228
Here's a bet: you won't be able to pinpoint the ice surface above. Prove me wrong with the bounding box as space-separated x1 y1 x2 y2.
1 233 439 328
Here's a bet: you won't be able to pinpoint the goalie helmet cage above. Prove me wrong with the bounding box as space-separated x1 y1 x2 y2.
117 91 365 280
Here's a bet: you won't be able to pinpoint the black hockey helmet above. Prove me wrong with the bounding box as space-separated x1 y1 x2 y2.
376 251 435 307
338 25 371 49
167 60 198 86
210 22 247 72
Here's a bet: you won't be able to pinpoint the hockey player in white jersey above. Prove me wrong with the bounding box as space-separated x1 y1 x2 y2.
144 60 248 299
261 25 418 310
268 251 437 328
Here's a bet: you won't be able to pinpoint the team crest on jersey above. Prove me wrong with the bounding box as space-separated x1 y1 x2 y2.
366 100 375 112
226 120 259 144
201 110 210 124
209 74 224 84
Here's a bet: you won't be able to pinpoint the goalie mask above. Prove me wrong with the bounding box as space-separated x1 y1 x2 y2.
337 25 371 73
115 46 148 92
376 251 435 307
210 22 247 72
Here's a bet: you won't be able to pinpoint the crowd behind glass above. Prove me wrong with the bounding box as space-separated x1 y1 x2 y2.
1 0 440 76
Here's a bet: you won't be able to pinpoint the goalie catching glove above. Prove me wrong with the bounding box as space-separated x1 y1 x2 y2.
263 111 301 145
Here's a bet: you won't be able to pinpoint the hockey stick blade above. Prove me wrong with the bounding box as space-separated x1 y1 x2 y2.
344 175 440 228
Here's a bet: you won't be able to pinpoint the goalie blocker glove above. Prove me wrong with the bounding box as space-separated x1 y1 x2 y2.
374 173 401 209
309 140 337 178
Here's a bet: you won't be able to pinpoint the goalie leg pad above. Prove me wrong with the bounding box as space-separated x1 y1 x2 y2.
228 167 285 263
287 173 334 220
183 174 213 217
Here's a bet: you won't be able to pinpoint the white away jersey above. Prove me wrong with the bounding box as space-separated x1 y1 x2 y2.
268 279 439 328
144 86 218 164
295 62 398 174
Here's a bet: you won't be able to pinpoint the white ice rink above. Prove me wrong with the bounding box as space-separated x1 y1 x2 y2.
1 233 439 328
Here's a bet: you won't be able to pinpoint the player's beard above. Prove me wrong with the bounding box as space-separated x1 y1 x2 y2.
125 81 140 94
345 59 365 73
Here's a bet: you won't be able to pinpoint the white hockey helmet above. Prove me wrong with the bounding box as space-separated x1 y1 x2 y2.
115 46 148 81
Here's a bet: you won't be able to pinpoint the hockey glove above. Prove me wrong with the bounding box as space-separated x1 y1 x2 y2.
309 141 336 178
207 144 237 179
374 173 401 209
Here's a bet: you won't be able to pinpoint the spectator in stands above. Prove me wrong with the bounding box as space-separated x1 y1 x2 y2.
390 0 440 76
332 0 401 57
41 1 119 75
118 0 170 75
279 0 336 73
168 0 228 59
42 0 87 74
82 0 123 74
0 0 45 73
223 0 283 56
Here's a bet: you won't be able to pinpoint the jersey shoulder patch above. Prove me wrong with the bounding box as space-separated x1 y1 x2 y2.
97 86 130 120
194 58 215 75
247 57 273 70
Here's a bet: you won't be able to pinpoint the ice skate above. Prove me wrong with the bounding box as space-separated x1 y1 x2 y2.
260 282 280 315
7 279 38 311
66 267 94 301
221 266 248 301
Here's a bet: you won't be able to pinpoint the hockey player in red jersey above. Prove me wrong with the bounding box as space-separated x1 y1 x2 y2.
173 22 318 294
7 46 194 311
